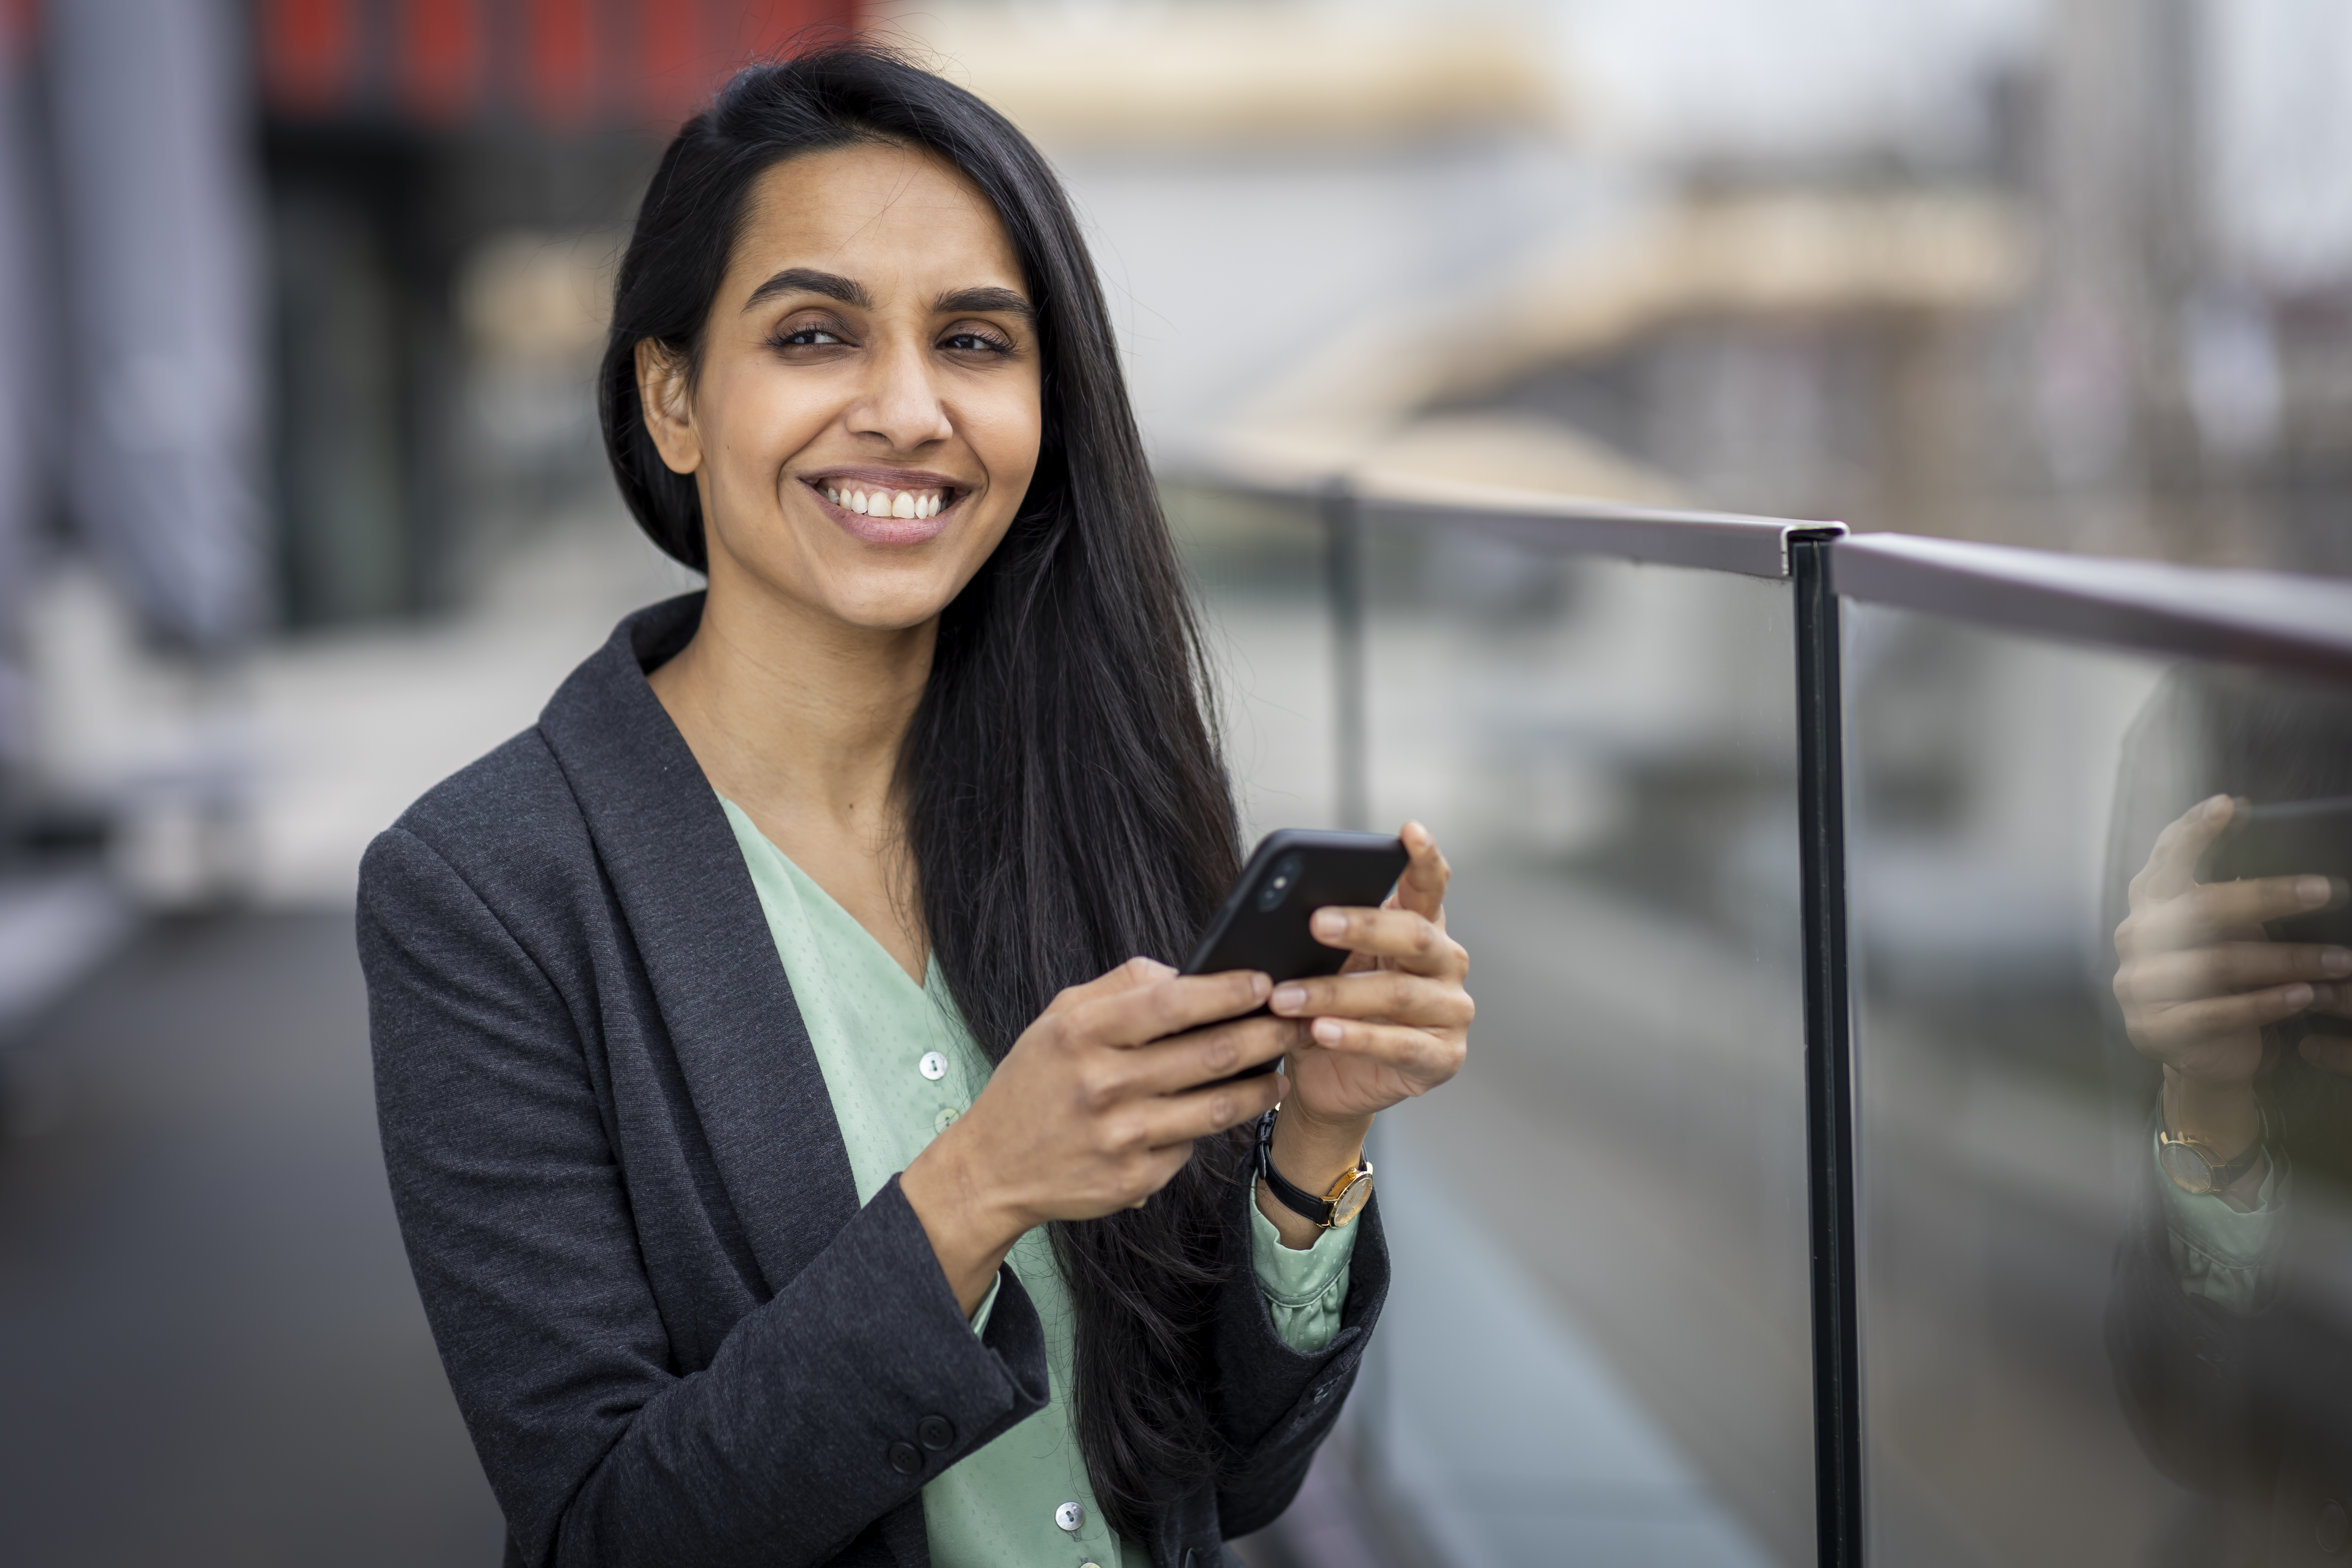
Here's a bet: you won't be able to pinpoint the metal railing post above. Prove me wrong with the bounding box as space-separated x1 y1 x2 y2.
1792 534 1864 1568
1324 479 1369 832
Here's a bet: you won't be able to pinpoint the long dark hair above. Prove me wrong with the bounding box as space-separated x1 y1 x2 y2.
597 44 1247 1536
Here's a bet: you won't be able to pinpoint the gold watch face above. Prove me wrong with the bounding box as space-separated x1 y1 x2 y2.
2158 1138 2220 1196
1329 1173 1373 1228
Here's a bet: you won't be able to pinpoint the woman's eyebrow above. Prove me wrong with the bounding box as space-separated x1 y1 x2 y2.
742 267 871 311
937 286 1033 320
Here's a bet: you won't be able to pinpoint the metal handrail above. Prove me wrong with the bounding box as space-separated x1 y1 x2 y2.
1831 532 2352 678
1169 453 2352 671
1159 454 1841 579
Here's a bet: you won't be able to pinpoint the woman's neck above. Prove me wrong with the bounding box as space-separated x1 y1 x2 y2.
648 572 937 978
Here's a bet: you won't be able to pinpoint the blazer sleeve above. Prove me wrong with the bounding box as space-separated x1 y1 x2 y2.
1209 1179 1390 1539
359 826 1052 1568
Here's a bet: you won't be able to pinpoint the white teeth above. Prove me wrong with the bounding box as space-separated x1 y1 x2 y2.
820 484 951 519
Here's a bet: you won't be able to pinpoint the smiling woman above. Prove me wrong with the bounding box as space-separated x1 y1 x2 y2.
358 43 1468 1568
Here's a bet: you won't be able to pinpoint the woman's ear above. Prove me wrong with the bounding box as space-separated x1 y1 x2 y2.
635 338 702 476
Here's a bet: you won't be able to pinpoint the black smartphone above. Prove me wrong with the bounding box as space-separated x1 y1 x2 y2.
2203 794 2352 947
1182 828 1411 1080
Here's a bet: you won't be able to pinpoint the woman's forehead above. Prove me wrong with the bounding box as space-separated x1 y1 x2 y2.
729 144 1023 302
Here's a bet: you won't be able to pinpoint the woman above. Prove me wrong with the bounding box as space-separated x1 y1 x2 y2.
358 44 1470 1568
2104 668 2352 1558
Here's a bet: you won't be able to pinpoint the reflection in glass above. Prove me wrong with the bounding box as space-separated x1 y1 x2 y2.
1850 606 2352 1568
2104 667 2352 1565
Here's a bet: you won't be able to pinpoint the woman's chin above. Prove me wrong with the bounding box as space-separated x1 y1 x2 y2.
808 578 968 635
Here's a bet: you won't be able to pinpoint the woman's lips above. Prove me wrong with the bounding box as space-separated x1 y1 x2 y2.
803 478 959 545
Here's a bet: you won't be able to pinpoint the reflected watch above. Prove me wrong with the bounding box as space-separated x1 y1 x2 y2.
1255 1108 1374 1229
2156 1106 2275 1197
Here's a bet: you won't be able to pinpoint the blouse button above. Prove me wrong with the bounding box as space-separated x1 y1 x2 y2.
918 1051 948 1081
1054 1500 1085 1533
934 1107 960 1134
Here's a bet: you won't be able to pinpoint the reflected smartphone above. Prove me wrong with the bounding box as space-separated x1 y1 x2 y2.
1182 828 1410 1081
2204 794 2352 947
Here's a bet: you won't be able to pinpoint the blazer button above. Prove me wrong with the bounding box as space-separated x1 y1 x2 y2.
888 1442 922 1476
918 1415 955 1451
919 1051 948 1081
2319 1499 2350 1555
1054 1501 1085 1532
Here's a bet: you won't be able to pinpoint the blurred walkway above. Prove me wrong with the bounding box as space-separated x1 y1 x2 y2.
0 913 501 1567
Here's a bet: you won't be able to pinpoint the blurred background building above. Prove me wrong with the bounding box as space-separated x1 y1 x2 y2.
3 1 2352 1564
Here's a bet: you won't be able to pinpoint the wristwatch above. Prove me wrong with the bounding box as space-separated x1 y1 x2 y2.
1255 1108 1374 1229
2156 1107 2273 1197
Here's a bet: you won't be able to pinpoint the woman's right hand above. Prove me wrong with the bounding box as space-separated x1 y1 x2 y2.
900 958 1294 1313
2113 794 2351 1161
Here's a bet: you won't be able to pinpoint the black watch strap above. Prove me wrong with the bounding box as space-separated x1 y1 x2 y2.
2210 1134 2267 1189
1255 1108 1367 1228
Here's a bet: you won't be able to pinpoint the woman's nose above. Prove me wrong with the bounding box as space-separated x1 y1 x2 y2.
848 340 953 451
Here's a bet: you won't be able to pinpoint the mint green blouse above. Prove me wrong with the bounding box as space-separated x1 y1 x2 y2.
719 799 1357 1568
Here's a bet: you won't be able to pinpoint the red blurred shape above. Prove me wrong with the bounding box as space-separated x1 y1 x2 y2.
745 0 859 57
528 0 599 129
0 0 37 73
260 0 357 115
401 0 482 124
636 0 707 130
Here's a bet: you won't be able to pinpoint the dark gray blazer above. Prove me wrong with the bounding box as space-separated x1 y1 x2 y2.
357 595 1387 1568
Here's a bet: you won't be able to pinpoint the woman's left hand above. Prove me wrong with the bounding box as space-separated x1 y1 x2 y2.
1269 821 1470 1127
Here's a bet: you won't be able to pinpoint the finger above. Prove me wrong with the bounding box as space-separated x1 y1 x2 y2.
2301 1033 2352 1075
2133 983 2316 1051
1123 1070 1285 1150
2314 982 2352 1020
2128 875 2347 950
1391 821 1451 923
2131 795 2236 908
1071 968 1271 1049
1297 1017 1465 1086
2121 941 2352 1004
1113 1016 1299 1098
1305 905 1464 977
1271 968 1474 1029
1047 955 1180 1017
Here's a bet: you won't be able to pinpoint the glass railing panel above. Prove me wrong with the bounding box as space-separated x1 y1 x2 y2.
1845 602 2352 1567
1165 480 1345 836
1344 519 1815 1566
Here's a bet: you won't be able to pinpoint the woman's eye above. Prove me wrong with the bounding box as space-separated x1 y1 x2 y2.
942 330 1012 355
775 326 844 348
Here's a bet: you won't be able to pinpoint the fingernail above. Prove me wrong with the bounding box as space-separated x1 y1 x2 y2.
2285 983 2315 1007
2301 876 2334 907
2203 794 2230 819
1312 1017 1343 1043
1271 984 1306 1012
2324 949 2352 977
1251 972 1271 999
1312 910 1344 938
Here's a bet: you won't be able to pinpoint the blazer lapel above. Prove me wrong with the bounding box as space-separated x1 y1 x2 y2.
537 593 860 1295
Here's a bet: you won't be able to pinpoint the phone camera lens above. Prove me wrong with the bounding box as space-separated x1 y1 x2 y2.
1256 854 1305 912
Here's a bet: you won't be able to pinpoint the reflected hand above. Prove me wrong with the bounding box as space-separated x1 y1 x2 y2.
1268 821 1472 1125
2112 794 2352 1089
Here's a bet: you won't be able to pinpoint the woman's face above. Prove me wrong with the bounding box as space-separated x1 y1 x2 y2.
638 142 1042 634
